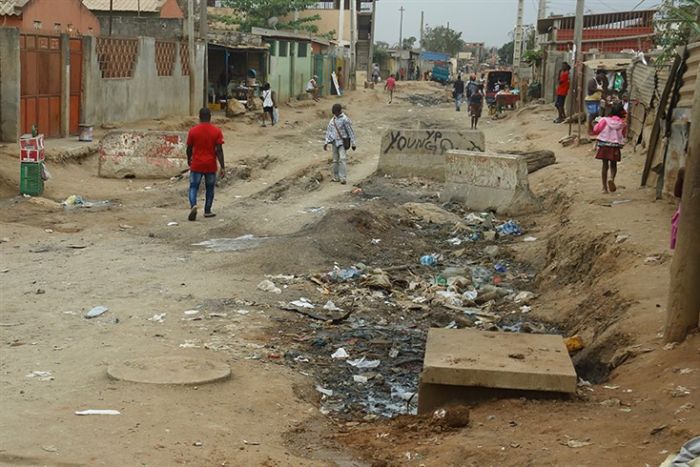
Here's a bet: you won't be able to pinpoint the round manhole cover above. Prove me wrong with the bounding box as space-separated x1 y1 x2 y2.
107 355 231 385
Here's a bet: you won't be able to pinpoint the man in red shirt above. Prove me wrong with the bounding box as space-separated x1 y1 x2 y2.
186 107 225 221
554 62 571 123
385 74 397 104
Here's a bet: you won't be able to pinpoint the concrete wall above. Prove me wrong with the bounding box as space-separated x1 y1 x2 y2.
98 130 188 179
82 36 204 125
0 27 20 142
442 150 541 214
94 15 183 40
280 10 351 43
377 129 486 180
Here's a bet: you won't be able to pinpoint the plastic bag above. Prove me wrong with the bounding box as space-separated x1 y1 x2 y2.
40 163 51 181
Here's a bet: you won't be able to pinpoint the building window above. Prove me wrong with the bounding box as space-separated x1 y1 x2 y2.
279 41 288 57
268 40 277 57
298 42 308 57
54 23 61 32
33 20 42 30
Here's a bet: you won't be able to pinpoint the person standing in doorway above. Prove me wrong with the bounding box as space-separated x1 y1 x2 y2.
469 84 484 129
453 74 465 112
323 104 356 185
186 107 225 221
554 62 571 123
592 102 626 193
260 83 276 127
385 73 397 103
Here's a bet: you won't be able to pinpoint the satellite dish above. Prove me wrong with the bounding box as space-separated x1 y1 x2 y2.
267 16 279 29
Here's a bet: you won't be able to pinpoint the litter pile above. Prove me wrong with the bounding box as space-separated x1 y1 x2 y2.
267 203 555 420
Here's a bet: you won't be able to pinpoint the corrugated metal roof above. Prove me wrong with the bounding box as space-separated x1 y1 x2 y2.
82 0 165 12
0 0 30 16
628 61 657 107
678 41 699 108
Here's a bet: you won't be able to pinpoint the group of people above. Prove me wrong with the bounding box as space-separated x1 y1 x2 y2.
185 102 357 219
453 74 485 129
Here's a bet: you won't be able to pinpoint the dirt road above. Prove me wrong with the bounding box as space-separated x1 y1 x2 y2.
0 82 697 466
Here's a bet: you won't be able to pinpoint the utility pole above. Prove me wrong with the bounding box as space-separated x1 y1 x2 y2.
512 0 524 79
350 0 356 89
568 0 584 137
338 0 345 47
420 10 424 50
536 0 547 46
109 0 113 35
200 0 208 107
367 0 377 76
663 7 700 343
399 6 405 49
187 0 196 115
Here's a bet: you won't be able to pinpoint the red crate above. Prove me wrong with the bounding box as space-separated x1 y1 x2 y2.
19 134 45 163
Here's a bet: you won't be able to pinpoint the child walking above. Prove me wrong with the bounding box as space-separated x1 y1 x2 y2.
592 102 626 193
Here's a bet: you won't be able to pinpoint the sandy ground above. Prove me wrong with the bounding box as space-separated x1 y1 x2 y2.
0 81 698 466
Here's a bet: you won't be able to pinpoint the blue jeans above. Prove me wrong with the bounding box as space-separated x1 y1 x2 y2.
189 171 216 213
455 93 463 110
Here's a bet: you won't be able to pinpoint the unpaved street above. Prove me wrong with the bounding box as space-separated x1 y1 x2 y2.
1 82 698 466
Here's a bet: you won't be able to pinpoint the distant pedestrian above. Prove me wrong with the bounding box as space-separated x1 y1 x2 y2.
453 74 465 112
260 83 277 127
186 107 225 221
323 104 356 185
469 84 484 129
585 70 608 134
306 75 320 102
592 101 626 193
372 63 380 84
385 74 397 103
554 62 571 123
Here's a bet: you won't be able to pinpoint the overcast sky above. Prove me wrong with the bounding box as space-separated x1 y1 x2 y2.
374 0 660 48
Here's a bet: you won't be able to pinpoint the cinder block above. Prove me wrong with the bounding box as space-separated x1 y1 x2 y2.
377 129 485 180
98 130 188 179
442 150 542 214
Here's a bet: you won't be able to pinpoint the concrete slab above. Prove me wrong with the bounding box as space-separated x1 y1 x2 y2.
107 355 231 385
377 129 485 180
418 328 576 413
442 150 542 214
98 130 188 179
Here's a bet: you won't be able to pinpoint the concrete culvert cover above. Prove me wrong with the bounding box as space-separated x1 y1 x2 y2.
107 355 231 385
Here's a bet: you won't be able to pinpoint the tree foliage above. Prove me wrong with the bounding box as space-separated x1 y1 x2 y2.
498 40 514 65
655 0 700 64
221 0 321 33
421 26 465 56
402 36 417 50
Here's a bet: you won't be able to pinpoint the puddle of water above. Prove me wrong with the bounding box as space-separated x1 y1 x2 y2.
193 235 269 252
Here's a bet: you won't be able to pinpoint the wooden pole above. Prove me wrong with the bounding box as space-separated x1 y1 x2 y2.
109 0 113 36
663 19 700 343
188 0 196 115
367 0 377 76
513 0 524 80
568 0 584 137
200 0 208 106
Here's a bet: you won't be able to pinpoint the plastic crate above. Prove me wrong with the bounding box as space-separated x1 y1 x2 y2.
20 162 44 196
19 134 45 163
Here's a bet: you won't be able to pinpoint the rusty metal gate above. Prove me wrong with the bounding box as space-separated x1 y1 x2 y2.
20 34 83 138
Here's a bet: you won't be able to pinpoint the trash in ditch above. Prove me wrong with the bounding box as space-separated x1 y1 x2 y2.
184 310 200 315
257 279 282 294
353 375 369 383
148 313 166 323
323 300 342 311
331 348 349 359
494 262 507 273
315 385 333 397
565 439 593 448
193 235 269 252
85 306 109 319
497 220 523 236
514 291 535 304
347 357 381 369
564 335 585 353
62 195 110 209
75 409 121 416
325 266 362 282
290 298 315 309
420 254 439 266
371 238 382 245
523 236 537 242
26 370 53 381
470 266 493 289
671 386 691 397
167 222 179 227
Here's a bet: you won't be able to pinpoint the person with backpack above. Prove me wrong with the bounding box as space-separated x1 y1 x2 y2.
323 104 356 185
592 102 626 193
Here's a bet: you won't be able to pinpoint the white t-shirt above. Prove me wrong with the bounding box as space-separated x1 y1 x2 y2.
262 90 273 107
306 79 316 92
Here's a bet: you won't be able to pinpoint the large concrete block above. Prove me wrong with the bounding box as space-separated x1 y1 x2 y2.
442 150 542 214
418 328 577 414
377 129 485 180
98 130 188 179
